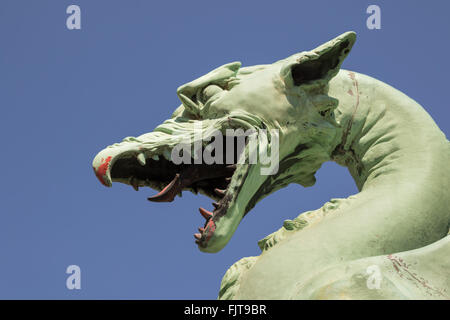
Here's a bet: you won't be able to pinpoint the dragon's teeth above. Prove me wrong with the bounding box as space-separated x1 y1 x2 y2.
151 154 159 161
214 188 226 197
137 153 146 166
199 207 213 219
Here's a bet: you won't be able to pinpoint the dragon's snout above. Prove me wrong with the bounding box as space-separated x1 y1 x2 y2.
93 155 113 187
91 136 245 251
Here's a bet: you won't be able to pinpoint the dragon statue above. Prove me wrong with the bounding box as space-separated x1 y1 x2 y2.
92 32 450 299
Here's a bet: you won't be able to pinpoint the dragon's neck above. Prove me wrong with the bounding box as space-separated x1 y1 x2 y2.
258 70 449 255
329 70 449 194
259 70 450 255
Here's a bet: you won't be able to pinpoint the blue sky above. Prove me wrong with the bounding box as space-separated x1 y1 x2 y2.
0 1 448 299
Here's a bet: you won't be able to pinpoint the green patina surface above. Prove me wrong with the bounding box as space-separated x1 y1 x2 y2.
93 32 450 299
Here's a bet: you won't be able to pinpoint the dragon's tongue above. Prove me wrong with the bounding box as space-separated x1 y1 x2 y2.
147 174 181 202
146 165 199 202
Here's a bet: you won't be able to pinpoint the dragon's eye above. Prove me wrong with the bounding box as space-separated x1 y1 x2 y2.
202 84 223 103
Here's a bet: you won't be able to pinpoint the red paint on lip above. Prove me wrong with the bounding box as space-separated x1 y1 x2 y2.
204 219 216 243
94 156 112 186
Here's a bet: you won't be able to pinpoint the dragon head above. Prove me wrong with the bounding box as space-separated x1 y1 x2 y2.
92 32 356 252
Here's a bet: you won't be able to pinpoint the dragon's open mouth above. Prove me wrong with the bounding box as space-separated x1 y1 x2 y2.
95 137 250 249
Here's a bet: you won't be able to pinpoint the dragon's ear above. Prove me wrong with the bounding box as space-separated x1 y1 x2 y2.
176 62 241 118
281 31 356 88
